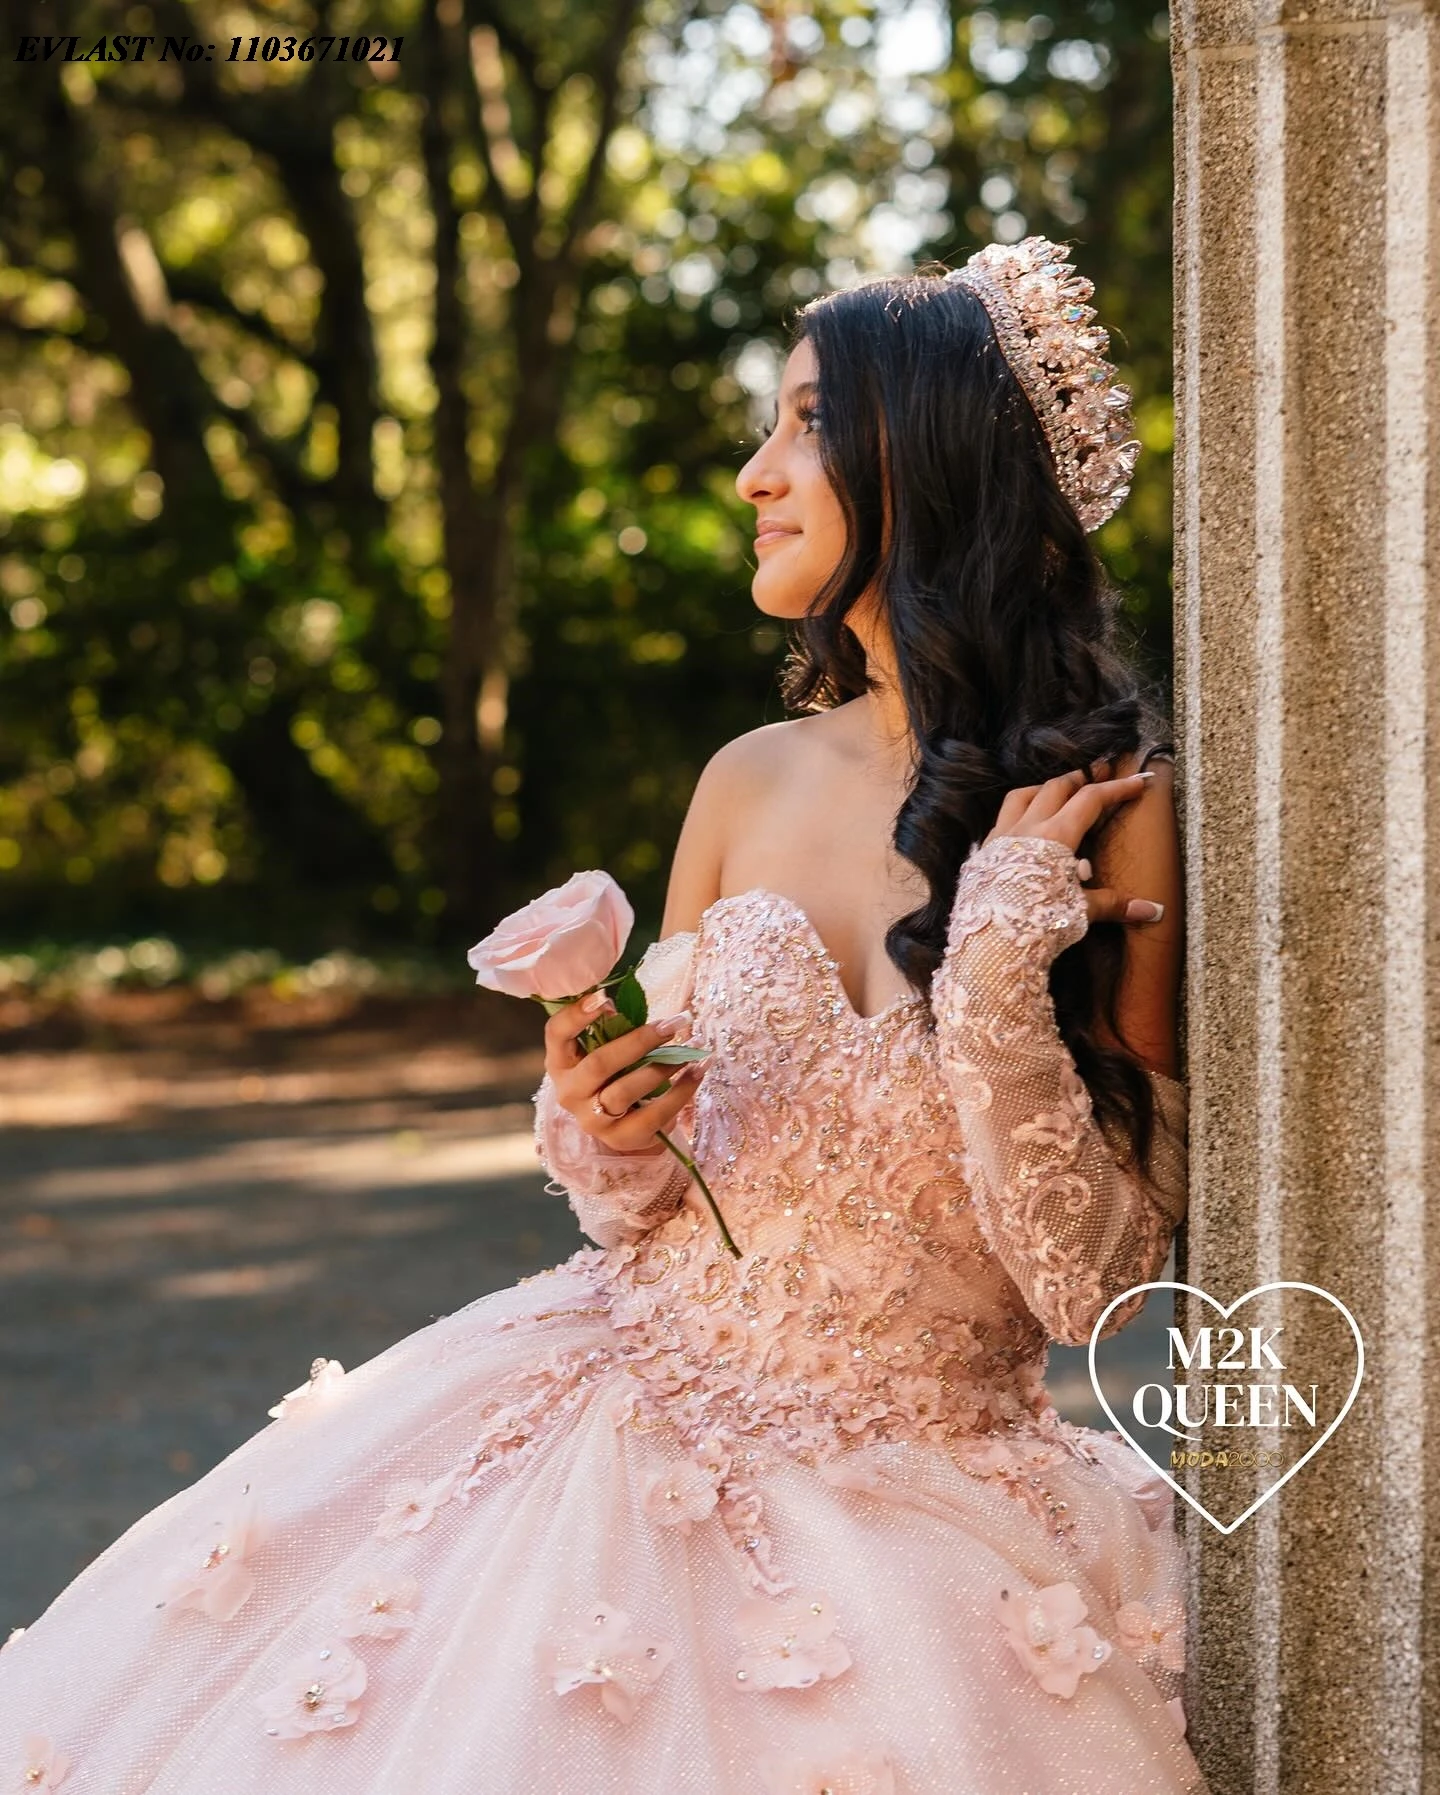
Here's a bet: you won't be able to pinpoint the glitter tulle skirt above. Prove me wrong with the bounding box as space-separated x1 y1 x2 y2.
0 1257 1208 1794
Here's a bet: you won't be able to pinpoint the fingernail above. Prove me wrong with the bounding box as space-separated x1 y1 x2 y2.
582 990 610 1013
680 1054 713 1077
1126 899 1164 922
654 1011 691 1037
1136 769 1156 782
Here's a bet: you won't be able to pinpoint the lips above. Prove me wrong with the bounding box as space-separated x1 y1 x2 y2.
754 523 800 548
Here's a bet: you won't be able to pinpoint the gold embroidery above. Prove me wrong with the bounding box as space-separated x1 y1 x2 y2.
522 847 1185 1546
629 1245 676 1288
693 1257 733 1305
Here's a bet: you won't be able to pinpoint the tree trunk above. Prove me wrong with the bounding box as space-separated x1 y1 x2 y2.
420 0 639 931
420 0 508 930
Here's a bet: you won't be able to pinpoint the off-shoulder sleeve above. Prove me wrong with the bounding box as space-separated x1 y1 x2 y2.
929 833 1189 1346
531 928 701 1250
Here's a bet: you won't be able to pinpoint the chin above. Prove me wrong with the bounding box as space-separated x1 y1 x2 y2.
750 566 823 621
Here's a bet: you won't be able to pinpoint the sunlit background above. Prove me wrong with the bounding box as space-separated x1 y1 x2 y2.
0 0 1179 1622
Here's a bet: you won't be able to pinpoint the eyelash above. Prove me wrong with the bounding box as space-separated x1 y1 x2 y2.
757 403 820 441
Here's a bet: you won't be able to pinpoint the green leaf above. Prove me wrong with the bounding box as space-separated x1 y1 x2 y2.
612 968 647 1027
588 1009 637 1047
633 1043 707 1065
612 1041 706 1078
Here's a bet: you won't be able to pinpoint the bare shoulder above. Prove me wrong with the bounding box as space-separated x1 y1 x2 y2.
660 720 810 936
1089 747 1184 1080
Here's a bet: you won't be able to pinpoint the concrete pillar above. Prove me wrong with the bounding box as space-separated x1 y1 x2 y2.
1171 0 1440 1788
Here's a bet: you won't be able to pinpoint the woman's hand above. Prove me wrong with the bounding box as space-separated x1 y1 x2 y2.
543 994 712 1154
983 757 1167 927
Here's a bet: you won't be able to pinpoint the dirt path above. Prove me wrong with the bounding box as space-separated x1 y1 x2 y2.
0 997 1168 1630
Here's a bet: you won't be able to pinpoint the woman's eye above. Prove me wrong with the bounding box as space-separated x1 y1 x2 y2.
749 404 817 446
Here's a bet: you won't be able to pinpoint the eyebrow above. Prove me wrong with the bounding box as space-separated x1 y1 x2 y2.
779 380 818 404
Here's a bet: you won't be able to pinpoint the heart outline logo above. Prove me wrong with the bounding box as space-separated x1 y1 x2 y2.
1086 1280 1365 1536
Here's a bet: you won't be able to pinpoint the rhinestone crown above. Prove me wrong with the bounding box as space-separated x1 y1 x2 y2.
944 236 1142 532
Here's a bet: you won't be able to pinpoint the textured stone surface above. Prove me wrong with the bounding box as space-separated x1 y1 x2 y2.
1173 0 1440 1787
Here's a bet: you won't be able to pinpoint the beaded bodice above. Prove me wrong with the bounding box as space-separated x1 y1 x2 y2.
530 833 1189 1590
594 888 1055 1473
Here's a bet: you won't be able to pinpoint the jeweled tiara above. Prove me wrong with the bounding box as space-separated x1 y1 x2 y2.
944 236 1142 533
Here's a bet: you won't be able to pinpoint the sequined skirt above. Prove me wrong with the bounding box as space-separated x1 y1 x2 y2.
0 1253 1209 1794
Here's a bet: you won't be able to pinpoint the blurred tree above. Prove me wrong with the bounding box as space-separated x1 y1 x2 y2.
0 0 1174 955
417 0 649 917
939 0 1176 674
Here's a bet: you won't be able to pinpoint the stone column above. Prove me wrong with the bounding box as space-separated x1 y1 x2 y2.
1171 0 1440 1789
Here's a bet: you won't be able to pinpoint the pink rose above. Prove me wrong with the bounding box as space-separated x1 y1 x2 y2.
467 870 633 1002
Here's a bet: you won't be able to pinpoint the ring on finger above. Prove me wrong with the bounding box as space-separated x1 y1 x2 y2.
592 1094 624 1119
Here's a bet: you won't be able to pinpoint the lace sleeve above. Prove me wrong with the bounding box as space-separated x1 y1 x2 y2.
929 833 1189 1346
532 929 701 1251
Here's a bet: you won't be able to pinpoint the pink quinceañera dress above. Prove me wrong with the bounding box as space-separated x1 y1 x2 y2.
0 831 1210 1794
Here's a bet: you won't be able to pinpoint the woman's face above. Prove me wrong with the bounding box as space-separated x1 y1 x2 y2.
734 337 848 619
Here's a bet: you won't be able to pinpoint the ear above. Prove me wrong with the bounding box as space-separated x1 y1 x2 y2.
1087 751 1184 1081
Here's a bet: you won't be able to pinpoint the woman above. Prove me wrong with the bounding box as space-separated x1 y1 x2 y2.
0 237 1207 1793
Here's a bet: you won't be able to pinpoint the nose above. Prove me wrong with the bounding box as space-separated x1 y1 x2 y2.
735 436 786 507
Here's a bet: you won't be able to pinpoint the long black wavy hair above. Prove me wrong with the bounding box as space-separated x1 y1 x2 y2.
779 267 1177 1181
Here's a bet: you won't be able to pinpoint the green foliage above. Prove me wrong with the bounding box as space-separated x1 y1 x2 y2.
0 0 1173 959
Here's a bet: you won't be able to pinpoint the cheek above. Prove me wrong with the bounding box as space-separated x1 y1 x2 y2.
805 481 848 567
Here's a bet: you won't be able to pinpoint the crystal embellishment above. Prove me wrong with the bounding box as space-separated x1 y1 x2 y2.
945 236 1142 533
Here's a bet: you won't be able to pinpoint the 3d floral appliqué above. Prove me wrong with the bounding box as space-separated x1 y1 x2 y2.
268 1357 346 1421
732 1591 852 1691
7 1735 70 1792
545 1604 674 1723
256 1641 368 1738
372 1470 458 1541
337 1575 421 1641
640 1459 719 1533
995 1579 1111 1698
156 1486 268 1623
1114 1595 1185 1675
